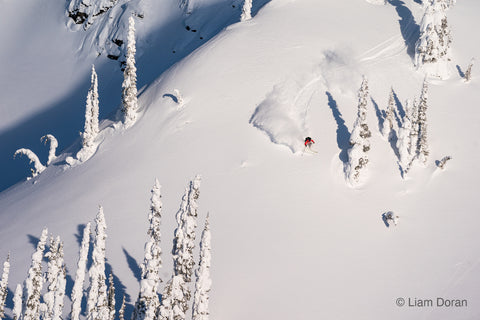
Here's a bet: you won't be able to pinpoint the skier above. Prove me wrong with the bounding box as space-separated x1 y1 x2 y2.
304 137 315 149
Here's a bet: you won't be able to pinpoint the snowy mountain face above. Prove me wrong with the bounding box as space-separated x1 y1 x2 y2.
1 0 480 320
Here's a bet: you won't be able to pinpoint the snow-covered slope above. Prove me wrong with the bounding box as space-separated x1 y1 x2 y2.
1 0 480 319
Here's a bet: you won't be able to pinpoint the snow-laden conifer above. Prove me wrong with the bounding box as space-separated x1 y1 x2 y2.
173 175 201 283
23 228 49 320
14 148 46 179
192 215 212 320
12 284 22 320
107 273 115 320
241 0 252 21
382 88 396 138
415 78 430 164
464 58 474 82
44 236 65 320
81 65 100 151
158 275 191 320
0 254 10 319
45 238 66 320
397 99 415 175
345 77 371 185
87 207 108 320
132 179 162 320
71 222 91 320
41 135 58 166
121 17 139 128
415 0 452 78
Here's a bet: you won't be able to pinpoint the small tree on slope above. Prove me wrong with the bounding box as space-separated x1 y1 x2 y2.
0 255 10 319
382 88 396 138
464 58 474 82
241 0 252 21
132 179 163 320
71 222 91 320
81 65 100 151
192 215 212 320
122 16 139 128
87 207 108 320
23 228 49 320
345 77 372 185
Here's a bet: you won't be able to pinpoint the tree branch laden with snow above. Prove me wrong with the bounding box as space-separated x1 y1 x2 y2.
14 149 46 179
41 135 58 166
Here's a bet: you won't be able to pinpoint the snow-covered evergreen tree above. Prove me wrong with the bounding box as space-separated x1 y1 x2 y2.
158 275 191 320
415 78 430 164
71 222 91 320
173 175 201 283
12 284 22 320
44 237 66 320
23 228 49 320
241 0 252 21
415 0 452 78
382 88 396 138
121 17 139 128
81 65 100 150
0 255 10 319
87 207 108 320
397 99 415 175
192 215 211 320
345 77 372 185
132 179 162 320
107 273 115 320
43 236 65 320
14 148 46 179
41 135 58 166
464 58 474 82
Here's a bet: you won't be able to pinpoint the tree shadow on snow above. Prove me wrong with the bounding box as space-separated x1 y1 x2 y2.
392 89 405 123
388 0 420 59
106 262 133 320
371 97 386 134
456 65 465 78
326 92 350 163
122 247 141 282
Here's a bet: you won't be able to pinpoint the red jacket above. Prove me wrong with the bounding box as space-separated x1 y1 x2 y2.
304 139 315 146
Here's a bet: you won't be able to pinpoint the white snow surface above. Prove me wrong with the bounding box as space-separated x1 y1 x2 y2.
1 0 480 320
